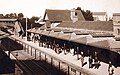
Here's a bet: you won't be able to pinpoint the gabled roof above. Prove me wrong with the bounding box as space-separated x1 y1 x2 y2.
39 25 46 30
49 31 60 38
43 9 85 22
41 30 50 36
26 28 37 33
72 36 93 44
89 39 120 51
35 29 43 34
58 33 71 41
30 28 38 33
70 34 86 41
57 21 113 31
89 39 110 49
26 29 31 32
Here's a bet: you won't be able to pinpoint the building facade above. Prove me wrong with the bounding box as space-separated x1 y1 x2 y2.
42 9 85 28
92 12 107 21
0 19 17 34
113 13 120 36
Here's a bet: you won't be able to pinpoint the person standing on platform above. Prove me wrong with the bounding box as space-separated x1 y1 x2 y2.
94 56 100 69
108 61 112 73
79 52 84 67
108 61 114 75
89 56 93 68
76 46 80 60
109 66 114 75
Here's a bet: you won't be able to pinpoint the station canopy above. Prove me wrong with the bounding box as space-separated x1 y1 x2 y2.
58 33 71 41
27 28 37 33
35 29 43 34
71 35 93 44
88 39 120 52
41 30 50 36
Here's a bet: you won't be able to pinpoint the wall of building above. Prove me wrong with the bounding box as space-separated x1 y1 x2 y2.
113 15 120 36
93 15 107 21
113 16 120 24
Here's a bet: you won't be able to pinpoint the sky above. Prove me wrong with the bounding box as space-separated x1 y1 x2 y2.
0 0 120 18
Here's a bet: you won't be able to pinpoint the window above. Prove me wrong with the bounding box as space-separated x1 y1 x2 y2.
75 12 77 16
118 29 120 35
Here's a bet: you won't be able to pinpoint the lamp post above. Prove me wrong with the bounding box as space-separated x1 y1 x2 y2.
26 16 27 40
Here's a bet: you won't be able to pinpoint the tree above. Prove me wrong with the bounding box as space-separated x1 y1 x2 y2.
76 7 81 10
13 13 18 18
29 16 41 28
4 14 10 18
85 10 94 21
18 13 24 19
76 7 94 21
3 13 18 19
9 13 15 18
0 14 4 18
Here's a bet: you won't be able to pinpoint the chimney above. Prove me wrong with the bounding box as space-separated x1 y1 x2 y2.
71 8 78 23
105 12 108 21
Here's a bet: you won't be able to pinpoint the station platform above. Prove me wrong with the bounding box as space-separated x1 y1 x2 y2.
9 36 120 75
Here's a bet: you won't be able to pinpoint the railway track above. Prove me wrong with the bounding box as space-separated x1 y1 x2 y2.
1 39 49 75
1 38 66 75
34 60 66 75
18 60 49 75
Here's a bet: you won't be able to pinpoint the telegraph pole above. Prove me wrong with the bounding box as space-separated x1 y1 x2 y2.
26 16 27 40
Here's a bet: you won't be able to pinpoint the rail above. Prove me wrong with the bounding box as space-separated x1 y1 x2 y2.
1 37 50 75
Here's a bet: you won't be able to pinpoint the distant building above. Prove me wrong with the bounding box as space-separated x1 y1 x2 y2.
33 9 114 38
113 13 120 36
113 13 120 24
42 9 85 28
28 9 115 46
0 19 17 31
0 19 16 27
92 12 107 21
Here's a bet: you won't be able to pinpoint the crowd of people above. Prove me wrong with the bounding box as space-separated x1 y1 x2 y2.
76 51 115 75
11 18 116 75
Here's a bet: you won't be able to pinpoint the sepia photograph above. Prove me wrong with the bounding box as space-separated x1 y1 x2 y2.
0 0 120 75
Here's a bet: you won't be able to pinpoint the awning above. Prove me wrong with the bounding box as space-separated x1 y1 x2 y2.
26 29 31 32
88 39 120 52
49 31 60 38
41 30 51 36
73 31 90 35
58 33 71 41
71 35 93 45
35 29 43 34
27 28 37 33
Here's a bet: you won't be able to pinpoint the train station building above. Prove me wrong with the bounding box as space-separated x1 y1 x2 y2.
0 9 120 75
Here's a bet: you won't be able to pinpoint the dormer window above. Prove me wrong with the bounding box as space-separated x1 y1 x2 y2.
75 12 77 16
